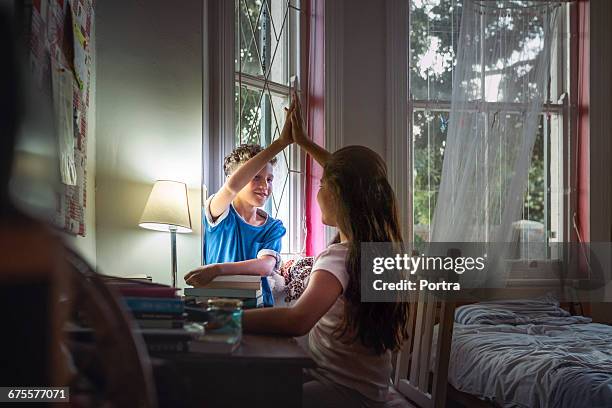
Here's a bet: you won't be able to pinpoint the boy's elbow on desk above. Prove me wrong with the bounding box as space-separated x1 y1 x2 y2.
255 254 277 276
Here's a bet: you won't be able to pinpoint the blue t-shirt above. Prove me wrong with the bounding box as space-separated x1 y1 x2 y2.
203 196 286 306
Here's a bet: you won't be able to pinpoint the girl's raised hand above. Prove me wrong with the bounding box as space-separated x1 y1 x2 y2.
290 95 309 146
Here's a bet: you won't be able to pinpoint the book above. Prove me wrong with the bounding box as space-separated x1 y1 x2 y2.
101 274 162 286
137 324 204 341
200 275 262 290
189 334 241 354
146 340 189 353
240 297 263 309
201 280 262 290
114 286 178 298
123 297 184 314
185 287 262 299
124 274 154 281
132 311 185 320
136 319 184 329
192 295 263 309
212 275 261 283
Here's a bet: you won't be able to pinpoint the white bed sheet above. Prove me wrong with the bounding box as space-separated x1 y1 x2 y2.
448 322 612 408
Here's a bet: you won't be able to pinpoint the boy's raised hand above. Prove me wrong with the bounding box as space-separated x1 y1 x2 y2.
279 98 296 146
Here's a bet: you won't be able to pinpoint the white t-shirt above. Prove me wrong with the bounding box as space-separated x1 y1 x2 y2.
307 243 393 402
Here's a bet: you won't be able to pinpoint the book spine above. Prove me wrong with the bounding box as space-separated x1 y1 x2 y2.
131 311 185 320
136 319 185 329
241 299 263 309
115 287 178 298
191 296 263 308
202 282 262 290
124 297 184 313
147 341 188 353
184 288 261 298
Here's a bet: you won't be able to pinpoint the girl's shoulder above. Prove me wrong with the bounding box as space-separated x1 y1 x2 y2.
315 242 348 259
312 243 350 291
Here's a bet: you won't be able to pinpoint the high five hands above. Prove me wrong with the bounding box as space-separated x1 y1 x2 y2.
279 91 308 146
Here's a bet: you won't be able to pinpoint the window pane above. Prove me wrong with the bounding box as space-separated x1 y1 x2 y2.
482 8 551 103
235 85 263 145
236 0 289 86
412 110 553 248
410 0 462 100
412 110 449 243
236 0 264 77
410 0 559 103
517 115 548 257
235 84 288 147
409 2 568 257
523 116 546 225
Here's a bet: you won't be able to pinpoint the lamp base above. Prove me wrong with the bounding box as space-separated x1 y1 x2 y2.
170 228 177 288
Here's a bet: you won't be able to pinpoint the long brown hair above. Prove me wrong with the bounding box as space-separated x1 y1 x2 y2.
323 146 409 355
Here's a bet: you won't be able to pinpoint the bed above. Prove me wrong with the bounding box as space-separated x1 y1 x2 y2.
445 297 612 408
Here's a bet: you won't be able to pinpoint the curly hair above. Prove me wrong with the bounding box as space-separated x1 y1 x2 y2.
223 144 278 176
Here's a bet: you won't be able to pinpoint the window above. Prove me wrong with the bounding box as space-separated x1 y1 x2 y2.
235 0 304 255
409 0 570 258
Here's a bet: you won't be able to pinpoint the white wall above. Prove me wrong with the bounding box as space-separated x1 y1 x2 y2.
95 0 203 288
339 0 387 156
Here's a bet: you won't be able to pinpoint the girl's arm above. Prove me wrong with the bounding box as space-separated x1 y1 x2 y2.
242 270 342 336
290 94 332 168
208 104 295 220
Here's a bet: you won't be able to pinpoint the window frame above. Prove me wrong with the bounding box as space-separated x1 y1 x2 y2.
397 1 576 254
203 0 306 259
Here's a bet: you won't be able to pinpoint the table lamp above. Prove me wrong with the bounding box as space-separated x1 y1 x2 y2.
139 180 192 288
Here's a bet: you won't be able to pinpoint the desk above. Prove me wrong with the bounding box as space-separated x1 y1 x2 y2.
152 335 315 408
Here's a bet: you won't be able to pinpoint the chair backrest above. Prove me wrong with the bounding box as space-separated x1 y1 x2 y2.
66 247 158 407
1 220 158 406
393 255 457 408
0 221 69 386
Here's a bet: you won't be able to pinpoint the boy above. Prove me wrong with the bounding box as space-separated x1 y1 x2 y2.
185 104 294 306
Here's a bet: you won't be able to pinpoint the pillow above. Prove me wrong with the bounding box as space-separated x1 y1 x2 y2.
280 257 314 303
455 294 591 326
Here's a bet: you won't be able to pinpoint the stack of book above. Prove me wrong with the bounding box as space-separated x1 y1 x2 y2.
105 277 185 330
184 275 263 309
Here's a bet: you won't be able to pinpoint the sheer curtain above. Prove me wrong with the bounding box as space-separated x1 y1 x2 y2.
430 1 559 283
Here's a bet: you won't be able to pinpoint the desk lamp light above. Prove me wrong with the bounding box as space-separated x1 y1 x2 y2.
139 180 192 288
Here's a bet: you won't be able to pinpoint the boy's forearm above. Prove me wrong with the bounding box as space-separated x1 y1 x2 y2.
225 139 290 194
299 139 332 168
217 257 276 277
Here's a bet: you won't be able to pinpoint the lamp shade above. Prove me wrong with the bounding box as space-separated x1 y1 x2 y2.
139 180 192 233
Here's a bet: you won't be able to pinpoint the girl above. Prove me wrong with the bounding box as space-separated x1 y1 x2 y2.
243 98 410 407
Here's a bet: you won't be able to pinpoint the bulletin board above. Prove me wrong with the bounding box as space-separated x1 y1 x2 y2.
29 0 94 236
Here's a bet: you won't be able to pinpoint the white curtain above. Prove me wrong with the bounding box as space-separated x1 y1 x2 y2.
430 1 559 283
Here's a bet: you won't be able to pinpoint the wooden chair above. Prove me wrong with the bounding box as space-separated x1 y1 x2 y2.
392 251 458 408
0 217 158 406
65 246 158 407
0 219 71 387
